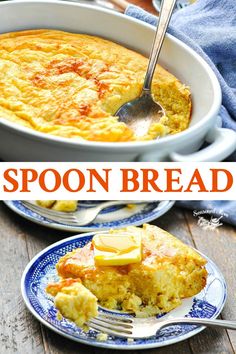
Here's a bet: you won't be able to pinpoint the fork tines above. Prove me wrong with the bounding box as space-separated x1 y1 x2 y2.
21 201 78 224
87 313 134 338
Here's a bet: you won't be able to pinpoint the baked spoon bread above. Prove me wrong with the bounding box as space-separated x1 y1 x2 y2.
46 224 207 326
0 29 191 142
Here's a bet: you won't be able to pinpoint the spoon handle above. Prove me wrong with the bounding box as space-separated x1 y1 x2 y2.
143 0 176 92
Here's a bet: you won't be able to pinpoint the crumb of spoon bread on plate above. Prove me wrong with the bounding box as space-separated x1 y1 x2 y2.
47 279 98 328
0 29 191 142
36 200 77 212
46 224 207 328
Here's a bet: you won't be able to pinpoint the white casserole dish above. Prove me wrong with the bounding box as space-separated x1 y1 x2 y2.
0 0 235 161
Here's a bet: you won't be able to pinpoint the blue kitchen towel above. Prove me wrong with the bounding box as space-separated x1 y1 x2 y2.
176 201 236 227
126 0 236 161
126 1 236 225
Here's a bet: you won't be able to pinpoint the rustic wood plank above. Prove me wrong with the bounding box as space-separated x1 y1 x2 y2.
129 0 157 13
154 207 235 354
153 205 195 246
24 206 191 354
0 203 45 354
14 205 190 354
185 210 236 354
1 201 235 354
0 3 233 354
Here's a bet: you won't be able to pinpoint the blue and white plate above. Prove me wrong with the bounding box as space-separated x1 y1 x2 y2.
3 200 174 233
21 232 227 350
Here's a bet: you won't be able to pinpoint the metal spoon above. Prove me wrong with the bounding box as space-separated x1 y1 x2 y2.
116 0 176 137
153 0 192 13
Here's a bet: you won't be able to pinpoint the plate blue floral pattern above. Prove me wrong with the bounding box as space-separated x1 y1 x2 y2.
4 200 175 232
21 232 227 350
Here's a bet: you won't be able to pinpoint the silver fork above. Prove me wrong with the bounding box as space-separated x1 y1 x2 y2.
87 313 236 339
21 200 148 226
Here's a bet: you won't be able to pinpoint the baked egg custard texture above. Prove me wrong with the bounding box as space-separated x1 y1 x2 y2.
0 30 191 142
47 224 207 327
36 200 77 211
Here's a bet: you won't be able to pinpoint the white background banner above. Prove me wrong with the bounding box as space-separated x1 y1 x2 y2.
0 162 235 200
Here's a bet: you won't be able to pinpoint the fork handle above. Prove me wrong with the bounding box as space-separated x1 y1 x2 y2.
143 0 176 92
161 318 236 331
97 200 148 211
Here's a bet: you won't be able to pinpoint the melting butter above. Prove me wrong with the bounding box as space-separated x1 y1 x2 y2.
92 233 142 266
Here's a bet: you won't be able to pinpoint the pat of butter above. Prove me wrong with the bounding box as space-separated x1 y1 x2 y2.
92 233 142 266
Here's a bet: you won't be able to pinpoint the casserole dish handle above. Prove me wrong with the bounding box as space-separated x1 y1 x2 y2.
169 126 236 162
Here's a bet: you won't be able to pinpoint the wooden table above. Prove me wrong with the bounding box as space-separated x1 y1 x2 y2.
1 201 236 354
1 1 236 353
128 0 156 13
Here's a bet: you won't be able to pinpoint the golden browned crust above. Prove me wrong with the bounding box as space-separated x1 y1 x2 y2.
0 29 191 142
54 224 207 317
